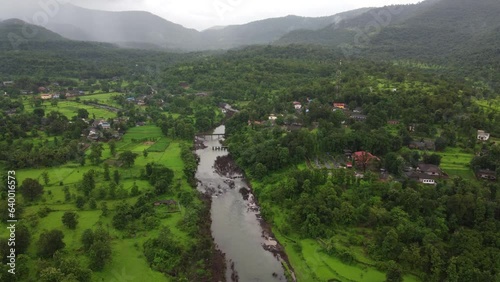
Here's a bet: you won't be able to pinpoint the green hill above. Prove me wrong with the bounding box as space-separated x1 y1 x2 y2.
0 18 67 44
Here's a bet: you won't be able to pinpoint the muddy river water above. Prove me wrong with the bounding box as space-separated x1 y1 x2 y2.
195 125 287 281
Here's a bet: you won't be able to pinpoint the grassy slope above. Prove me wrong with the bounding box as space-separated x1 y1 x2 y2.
438 147 475 180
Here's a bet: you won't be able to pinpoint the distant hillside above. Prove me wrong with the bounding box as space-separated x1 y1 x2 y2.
276 0 441 47
47 4 200 50
0 19 197 79
0 19 66 44
275 0 500 91
200 8 372 49
277 0 500 65
369 0 500 62
0 3 200 50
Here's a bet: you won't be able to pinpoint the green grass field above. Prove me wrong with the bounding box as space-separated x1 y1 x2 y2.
437 147 475 180
22 100 117 119
76 92 124 108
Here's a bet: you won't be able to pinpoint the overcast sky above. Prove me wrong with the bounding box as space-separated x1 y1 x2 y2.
2 0 423 30
66 0 421 30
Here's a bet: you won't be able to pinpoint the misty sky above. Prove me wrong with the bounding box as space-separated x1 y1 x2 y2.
67 0 420 30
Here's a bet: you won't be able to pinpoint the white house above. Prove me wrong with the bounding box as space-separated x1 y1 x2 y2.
477 130 490 141
99 122 111 130
293 102 302 110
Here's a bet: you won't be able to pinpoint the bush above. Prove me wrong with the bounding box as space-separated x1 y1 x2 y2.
62 211 79 229
338 249 355 265
37 206 52 218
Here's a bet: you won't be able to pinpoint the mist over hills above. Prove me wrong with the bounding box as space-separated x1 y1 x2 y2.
1 0 499 73
0 2 372 50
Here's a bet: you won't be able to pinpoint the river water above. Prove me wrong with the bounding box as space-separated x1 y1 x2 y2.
195 125 287 281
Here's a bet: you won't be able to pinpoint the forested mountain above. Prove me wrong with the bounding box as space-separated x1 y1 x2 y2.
276 1 440 46
0 19 201 79
276 0 500 92
199 8 372 49
0 19 67 43
277 0 500 64
369 0 500 61
0 3 200 50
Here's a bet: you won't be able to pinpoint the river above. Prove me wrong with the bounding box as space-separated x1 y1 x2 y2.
195 125 287 281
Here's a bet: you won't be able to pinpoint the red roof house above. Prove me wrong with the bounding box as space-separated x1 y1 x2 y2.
352 151 380 170
333 103 346 109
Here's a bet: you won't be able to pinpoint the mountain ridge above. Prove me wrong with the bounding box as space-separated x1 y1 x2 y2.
0 3 373 50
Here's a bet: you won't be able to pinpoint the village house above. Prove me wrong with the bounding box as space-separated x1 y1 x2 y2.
353 107 363 114
387 120 400 125
350 114 367 121
476 169 497 181
352 151 380 169
477 130 490 141
99 121 111 130
293 101 302 110
40 94 53 100
87 129 100 141
409 140 435 151
406 163 448 185
2 81 14 87
268 114 278 121
344 149 353 158
333 103 346 109
113 117 129 124
66 90 85 97
405 172 439 185
417 163 444 176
